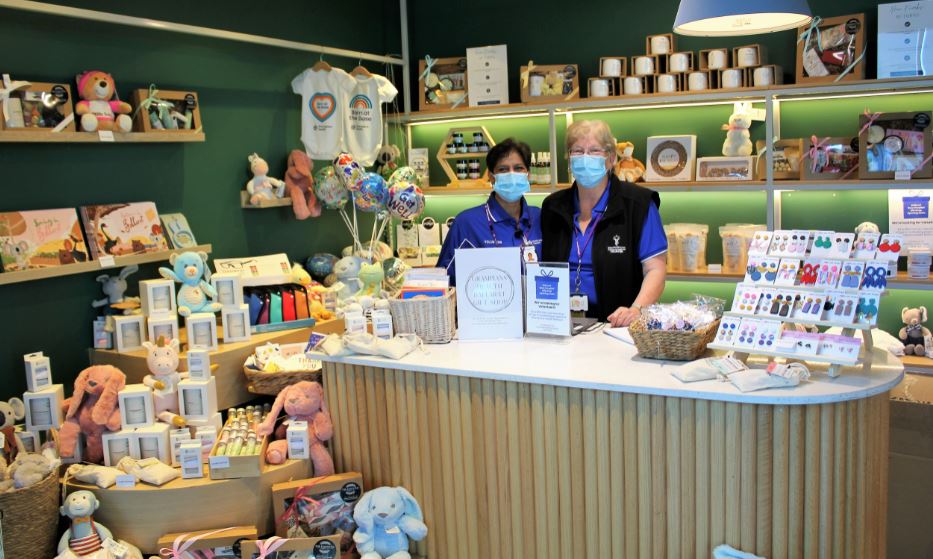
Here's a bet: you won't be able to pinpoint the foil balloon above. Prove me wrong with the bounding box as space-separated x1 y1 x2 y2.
388 166 419 187
386 180 425 221
333 152 365 191
312 166 349 210
353 173 389 213
305 253 338 281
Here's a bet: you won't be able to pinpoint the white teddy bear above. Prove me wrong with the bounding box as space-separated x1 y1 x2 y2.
722 104 754 157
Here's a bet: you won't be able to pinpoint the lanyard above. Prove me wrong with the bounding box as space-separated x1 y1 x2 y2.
573 212 602 291
485 203 530 247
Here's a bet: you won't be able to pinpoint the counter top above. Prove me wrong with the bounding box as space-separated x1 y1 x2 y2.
313 328 904 405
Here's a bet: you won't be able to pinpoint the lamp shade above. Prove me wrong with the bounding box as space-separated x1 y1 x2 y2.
674 0 812 36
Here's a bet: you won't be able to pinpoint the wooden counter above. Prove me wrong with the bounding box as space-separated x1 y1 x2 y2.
316 331 902 559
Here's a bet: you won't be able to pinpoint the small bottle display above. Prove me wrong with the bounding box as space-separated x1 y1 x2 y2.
447 143 456 154
530 153 539 184
468 160 481 179
456 160 468 180
468 142 478 153
473 132 484 144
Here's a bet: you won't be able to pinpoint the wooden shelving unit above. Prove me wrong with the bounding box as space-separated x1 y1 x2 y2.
239 191 292 209
0 131 205 143
0 244 212 286
901 354 933 376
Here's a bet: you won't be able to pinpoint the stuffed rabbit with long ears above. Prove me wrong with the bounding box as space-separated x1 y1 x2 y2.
353 486 427 559
59 365 125 464
256 381 334 475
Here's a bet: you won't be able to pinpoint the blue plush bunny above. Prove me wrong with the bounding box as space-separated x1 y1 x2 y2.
158 251 222 317
352 486 428 559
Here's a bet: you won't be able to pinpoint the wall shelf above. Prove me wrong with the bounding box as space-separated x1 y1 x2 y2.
0 243 212 286
0 130 206 143
239 191 292 209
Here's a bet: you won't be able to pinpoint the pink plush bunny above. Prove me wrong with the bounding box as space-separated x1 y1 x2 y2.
59 365 125 464
257 381 334 475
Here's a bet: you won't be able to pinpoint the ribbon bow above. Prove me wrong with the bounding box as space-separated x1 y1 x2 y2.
277 482 331 525
797 15 824 49
538 269 555 278
858 109 883 138
808 135 830 173
835 44 867 83
418 55 436 82
255 537 289 559
159 527 237 559
133 84 176 124
519 60 536 91
0 74 31 127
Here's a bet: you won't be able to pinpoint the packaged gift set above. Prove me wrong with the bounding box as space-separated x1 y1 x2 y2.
0 76 75 132
272 472 363 555
796 13 866 83
859 111 933 179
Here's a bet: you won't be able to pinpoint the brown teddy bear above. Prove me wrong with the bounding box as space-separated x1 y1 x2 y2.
614 141 645 183
75 70 133 132
900 306 932 356
286 150 321 220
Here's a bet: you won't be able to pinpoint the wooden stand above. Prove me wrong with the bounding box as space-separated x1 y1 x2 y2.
436 126 495 189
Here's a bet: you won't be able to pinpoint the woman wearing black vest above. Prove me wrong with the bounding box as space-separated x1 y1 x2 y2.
541 120 667 327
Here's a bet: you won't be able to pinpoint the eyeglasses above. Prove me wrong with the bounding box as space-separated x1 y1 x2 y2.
569 147 608 157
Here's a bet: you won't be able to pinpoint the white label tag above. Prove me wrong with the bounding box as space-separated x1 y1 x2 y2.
98 130 115 142
749 108 767 121
104 537 128 558
386 526 401 534
895 170 912 181
115 474 136 488
99 255 116 268
707 264 723 274
209 455 230 469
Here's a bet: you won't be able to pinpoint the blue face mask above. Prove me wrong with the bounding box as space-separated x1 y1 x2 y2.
493 172 530 203
570 155 608 188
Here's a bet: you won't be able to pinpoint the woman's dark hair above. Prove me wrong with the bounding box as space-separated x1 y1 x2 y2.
486 138 532 171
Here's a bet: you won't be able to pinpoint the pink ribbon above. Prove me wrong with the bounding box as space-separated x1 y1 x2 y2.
255 536 289 558
159 527 238 558
277 475 340 525
808 135 831 173
858 109 882 137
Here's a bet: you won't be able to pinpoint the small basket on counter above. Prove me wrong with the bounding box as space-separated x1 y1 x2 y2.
629 296 723 361
389 288 457 344
243 342 322 395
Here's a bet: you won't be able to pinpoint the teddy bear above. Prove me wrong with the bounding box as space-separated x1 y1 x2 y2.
353 486 428 559
57 490 143 559
285 149 321 220
59 365 126 464
900 307 932 356
74 71 133 133
246 153 286 205
374 144 401 180
613 141 645 183
721 104 754 157
159 250 222 317
0 397 25 462
141 336 187 427
256 381 334 475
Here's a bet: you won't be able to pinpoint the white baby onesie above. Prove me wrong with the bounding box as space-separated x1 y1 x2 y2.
342 74 398 166
292 67 355 160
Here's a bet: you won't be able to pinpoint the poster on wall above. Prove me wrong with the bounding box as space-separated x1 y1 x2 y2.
454 247 523 341
888 189 933 250
525 262 571 338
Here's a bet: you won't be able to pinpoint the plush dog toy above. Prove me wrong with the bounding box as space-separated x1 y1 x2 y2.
614 141 645 183
142 336 187 427
59 365 125 464
0 397 25 462
353 486 428 559
75 71 133 133
900 306 932 356
159 251 221 317
286 149 321 220
256 381 334 475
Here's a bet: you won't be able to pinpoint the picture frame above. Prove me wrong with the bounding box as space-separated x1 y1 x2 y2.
221 304 251 343
802 136 860 180
796 13 866 83
858 111 933 179
696 156 755 181
130 89 202 133
211 272 243 308
185 313 218 351
134 422 171 463
102 429 137 467
113 315 146 352
24 384 64 431
240 536 342 559
645 135 696 182
23 351 52 393
0 80 76 132
147 315 179 345
118 384 155 429
178 377 218 422
418 56 468 112
140 279 177 316
520 64 580 103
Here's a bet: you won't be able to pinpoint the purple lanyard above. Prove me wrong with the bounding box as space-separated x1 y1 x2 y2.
485 203 530 247
573 212 602 291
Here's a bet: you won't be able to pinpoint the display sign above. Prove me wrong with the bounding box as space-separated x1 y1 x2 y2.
454 247 523 341
466 44 509 107
525 262 571 338
889 189 933 250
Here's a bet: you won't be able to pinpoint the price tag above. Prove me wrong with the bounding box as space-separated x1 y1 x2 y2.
749 108 767 122
707 264 723 274
99 255 116 268
895 170 912 181
209 455 230 469
98 130 115 142
115 474 136 488
103 537 128 558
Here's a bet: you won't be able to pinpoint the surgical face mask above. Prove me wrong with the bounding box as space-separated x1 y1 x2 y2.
570 155 608 188
493 172 530 203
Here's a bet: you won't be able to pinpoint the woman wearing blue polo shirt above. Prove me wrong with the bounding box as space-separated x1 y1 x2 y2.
541 120 667 327
437 138 543 283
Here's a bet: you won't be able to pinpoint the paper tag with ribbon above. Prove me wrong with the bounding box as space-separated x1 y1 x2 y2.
159 527 238 559
0 74 31 128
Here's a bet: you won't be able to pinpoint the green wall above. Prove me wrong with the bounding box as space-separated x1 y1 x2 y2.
0 0 399 398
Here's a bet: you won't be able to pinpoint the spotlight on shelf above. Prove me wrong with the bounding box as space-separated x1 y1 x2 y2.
673 0 812 36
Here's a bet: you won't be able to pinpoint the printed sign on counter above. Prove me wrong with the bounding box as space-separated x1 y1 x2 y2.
889 189 933 250
525 262 571 338
455 247 523 341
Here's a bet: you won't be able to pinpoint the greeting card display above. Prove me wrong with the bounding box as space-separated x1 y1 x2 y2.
79 202 169 259
0 208 89 271
859 112 933 179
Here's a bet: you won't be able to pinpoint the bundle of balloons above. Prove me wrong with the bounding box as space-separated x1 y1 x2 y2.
313 152 425 261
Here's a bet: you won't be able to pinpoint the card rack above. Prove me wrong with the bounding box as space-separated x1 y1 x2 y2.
707 229 902 377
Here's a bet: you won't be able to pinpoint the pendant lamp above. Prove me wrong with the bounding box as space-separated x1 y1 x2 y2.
673 0 812 36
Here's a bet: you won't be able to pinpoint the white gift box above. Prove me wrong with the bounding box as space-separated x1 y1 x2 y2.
24 384 64 431
185 313 218 352
23 352 52 393
221 304 251 343
102 429 137 467
114 315 146 353
177 377 218 422
179 440 204 478
139 279 177 316
147 315 179 345
133 423 171 464
211 272 243 308
118 384 155 429
287 420 310 460
186 349 212 381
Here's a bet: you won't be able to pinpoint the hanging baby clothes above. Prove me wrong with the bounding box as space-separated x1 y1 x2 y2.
342 73 398 166
292 67 355 160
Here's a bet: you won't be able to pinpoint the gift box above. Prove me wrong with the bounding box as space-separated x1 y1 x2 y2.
796 13 866 83
858 111 933 179
156 526 258 559
272 472 364 555
240 535 341 559
0 77 75 132
131 87 202 133
802 136 860 180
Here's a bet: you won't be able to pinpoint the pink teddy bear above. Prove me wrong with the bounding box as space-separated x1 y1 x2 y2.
59 365 125 464
257 381 334 475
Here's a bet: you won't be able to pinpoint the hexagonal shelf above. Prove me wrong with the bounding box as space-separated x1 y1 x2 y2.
435 126 496 189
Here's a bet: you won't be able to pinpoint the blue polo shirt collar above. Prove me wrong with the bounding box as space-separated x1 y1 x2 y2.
572 185 611 223
487 193 533 226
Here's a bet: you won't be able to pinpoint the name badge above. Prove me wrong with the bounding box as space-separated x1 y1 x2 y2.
522 245 537 263
570 293 589 313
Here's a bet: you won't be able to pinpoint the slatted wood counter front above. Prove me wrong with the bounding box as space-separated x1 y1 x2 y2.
317 335 903 559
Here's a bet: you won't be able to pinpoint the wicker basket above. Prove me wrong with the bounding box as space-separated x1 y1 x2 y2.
629 318 719 361
388 288 457 344
244 366 323 395
0 470 59 559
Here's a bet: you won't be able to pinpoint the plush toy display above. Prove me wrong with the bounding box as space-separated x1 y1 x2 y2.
141 336 187 427
722 104 754 157
246 153 286 205
614 141 645 183
59 365 126 464
374 144 401 180
333 255 364 300
91 265 141 331
285 149 321 220
57 490 143 559
158 251 221 317
257 381 334 475
353 486 428 559
74 71 133 133
0 397 25 461
8 451 54 489
900 307 932 356
356 262 385 298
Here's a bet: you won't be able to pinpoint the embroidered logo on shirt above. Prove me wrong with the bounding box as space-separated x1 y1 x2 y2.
608 234 627 254
310 93 336 122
